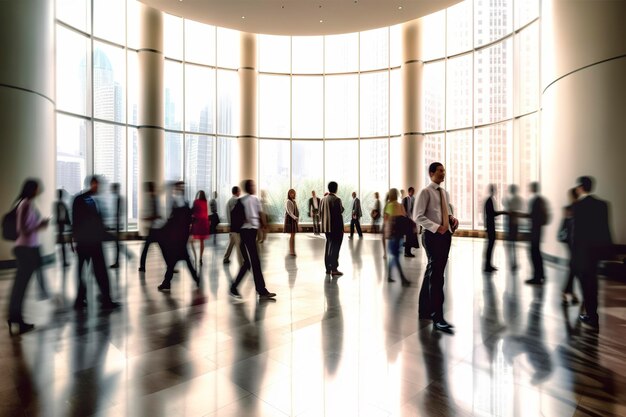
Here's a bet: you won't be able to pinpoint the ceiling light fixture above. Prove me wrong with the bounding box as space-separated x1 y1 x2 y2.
319 19 324 23
241 16 245 19
398 6 403 10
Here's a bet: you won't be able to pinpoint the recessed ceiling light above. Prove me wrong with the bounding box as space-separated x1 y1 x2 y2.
241 16 245 19
398 6 403 10
319 19 324 23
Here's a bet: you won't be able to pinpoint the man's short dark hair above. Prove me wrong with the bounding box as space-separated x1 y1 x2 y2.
428 162 443 174
328 181 338 193
408 187 415 193
577 176 593 192
231 186 240 195
243 179 254 194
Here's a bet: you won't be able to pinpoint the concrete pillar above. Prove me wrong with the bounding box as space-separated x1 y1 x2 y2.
541 0 626 258
401 20 424 192
137 4 164 234
0 1 55 264
239 32 258 183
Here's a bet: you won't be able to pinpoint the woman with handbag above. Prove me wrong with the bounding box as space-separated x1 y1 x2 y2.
284 189 299 256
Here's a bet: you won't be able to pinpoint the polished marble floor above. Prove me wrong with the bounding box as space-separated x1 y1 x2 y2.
1 234 625 417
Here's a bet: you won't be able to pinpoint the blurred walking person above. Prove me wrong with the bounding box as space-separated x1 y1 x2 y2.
209 191 219 244
223 186 242 264
284 189 299 256
502 184 524 270
320 181 345 276
371 192 382 234
558 188 580 305
308 191 321 235
384 188 410 286
349 191 363 240
483 184 504 273
190 190 210 266
55 188 72 268
138 181 162 272
523 182 549 285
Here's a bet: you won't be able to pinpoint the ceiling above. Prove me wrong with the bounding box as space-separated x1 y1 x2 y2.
139 0 461 36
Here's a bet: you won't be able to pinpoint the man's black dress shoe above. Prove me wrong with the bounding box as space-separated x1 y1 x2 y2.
578 314 599 328
433 321 454 334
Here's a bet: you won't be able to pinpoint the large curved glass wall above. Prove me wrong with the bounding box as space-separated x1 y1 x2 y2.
422 0 540 230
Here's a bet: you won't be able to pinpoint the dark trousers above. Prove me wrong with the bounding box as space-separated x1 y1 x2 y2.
232 228 268 295
563 245 576 294
530 230 544 280
8 247 41 322
57 225 67 265
387 237 406 280
162 247 198 285
312 214 320 234
324 233 344 271
350 218 362 238
75 243 113 307
484 229 496 269
139 228 159 269
419 231 452 321
579 252 600 322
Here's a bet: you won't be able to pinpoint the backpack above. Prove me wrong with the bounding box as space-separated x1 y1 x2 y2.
230 197 247 233
2 200 22 241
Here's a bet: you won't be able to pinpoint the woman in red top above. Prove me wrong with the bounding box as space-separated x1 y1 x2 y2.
191 190 210 265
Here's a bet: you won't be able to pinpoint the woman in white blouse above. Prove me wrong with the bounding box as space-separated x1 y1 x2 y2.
284 189 299 256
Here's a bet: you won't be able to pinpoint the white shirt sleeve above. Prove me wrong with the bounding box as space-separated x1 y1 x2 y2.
414 189 440 234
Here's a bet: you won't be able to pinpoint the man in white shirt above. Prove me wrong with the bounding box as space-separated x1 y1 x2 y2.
413 162 459 334
229 180 276 300
223 186 242 265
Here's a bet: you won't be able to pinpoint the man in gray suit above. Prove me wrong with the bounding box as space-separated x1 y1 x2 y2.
349 191 363 240
321 182 345 276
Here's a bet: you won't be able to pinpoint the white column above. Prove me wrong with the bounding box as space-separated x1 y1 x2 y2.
137 4 164 234
401 19 425 192
541 0 626 258
238 32 258 183
0 1 55 264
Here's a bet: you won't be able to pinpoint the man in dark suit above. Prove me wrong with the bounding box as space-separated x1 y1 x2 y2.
524 182 549 285
320 182 345 276
484 184 504 272
349 191 363 240
402 187 416 257
573 176 612 328
72 176 120 311
308 191 321 235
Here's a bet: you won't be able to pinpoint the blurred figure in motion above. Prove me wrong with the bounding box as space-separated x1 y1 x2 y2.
284 189 299 256
7 179 50 335
257 190 269 243
209 191 219 245
572 176 612 329
349 191 363 240
72 176 121 311
190 190 210 266
320 181 345 277
158 181 199 292
558 187 580 306
483 184 504 273
371 192 382 234
401 187 416 257
308 190 321 236
502 184 524 270
138 181 162 272
109 183 123 269
523 182 549 285
223 186 242 265
384 188 410 286
55 188 72 268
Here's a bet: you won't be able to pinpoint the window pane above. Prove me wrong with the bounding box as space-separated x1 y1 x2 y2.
474 122 512 229
292 76 323 138
360 28 389 71
325 75 358 138
185 135 214 201
127 51 139 125
390 25 402 68
93 0 125 45
217 27 240 69
127 0 140 50
447 0 473 56
292 141 324 222
423 134 445 188
216 137 239 220
94 122 125 186
360 72 389 137
474 39 512 125
517 113 538 197
325 33 358 73
165 132 183 181
389 137 401 189
421 9 446 61
325 140 358 224
259 35 290 73
516 23 539 115
93 42 126 123
217 70 239 136
164 60 183 130
185 20 216 66
259 75 290 138
390 69 402 136
445 129 473 229
259 140 290 223
360 139 389 224
128 127 139 227
56 26 90 116
185 64 215 133
164 14 183 60
515 0 540 30
57 0 90 33
423 61 445 132
292 37 323 74
446 54 472 129
474 0 512 47
57 114 88 196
